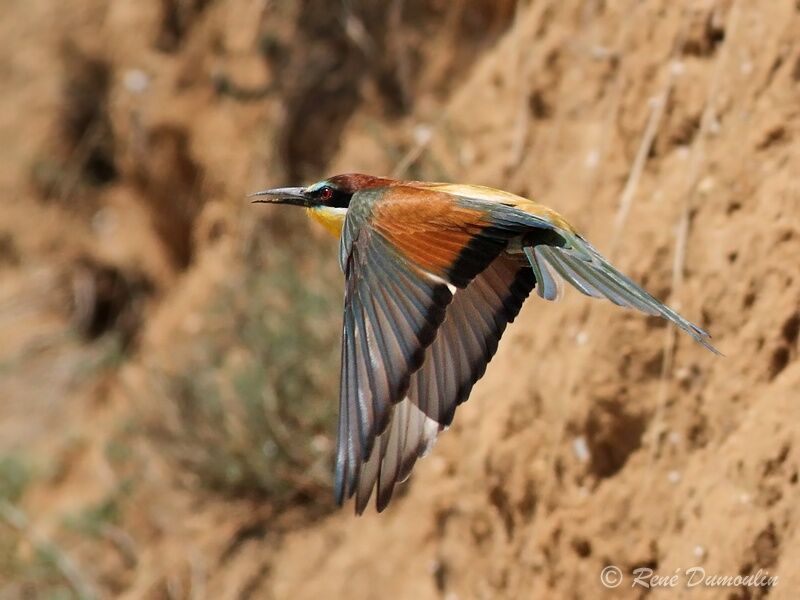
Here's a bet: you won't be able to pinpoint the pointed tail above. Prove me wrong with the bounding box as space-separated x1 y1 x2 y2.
523 236 720 354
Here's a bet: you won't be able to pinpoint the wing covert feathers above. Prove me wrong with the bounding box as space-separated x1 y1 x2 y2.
368 186 519 287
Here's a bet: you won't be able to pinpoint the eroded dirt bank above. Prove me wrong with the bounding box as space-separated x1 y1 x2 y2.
1 1 798 598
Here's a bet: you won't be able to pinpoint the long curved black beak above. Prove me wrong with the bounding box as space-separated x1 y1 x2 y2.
249 187 311 207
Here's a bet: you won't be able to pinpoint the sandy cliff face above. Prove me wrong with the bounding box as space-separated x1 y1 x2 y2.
1 1 798 598
271 3 800 599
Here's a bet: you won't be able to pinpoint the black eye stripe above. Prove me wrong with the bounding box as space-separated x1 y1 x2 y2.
316 185 352 209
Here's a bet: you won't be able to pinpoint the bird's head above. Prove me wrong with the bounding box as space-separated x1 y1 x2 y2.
251 173 394 237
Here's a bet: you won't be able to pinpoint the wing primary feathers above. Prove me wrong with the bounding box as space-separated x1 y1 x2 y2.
345 338 362 497
397 403 430 483
471 263 509 317
349 255 536 513
334 327 349 505
354 277 397 442
434 312 463 423
337 203 462 512
464 276 506 348
369 243 431 317
336 300 362 503
355 434 380 514
456 302 496 393
370 240 451 348
377 404 403 511
352 292 378 451
367 275 422 374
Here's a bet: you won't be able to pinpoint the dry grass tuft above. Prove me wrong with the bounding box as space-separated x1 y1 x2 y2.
144 234 341 510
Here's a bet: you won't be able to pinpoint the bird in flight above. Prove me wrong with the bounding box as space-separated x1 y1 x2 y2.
252 173 718 514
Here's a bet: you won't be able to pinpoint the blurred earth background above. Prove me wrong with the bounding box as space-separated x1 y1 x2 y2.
0 0 799 598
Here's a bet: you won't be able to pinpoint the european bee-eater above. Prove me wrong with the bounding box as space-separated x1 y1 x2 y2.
252 173 718 514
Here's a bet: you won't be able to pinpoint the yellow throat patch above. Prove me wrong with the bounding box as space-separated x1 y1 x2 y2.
306 206 346 238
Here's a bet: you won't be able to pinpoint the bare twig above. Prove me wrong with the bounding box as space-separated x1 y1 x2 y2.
391 113 449 179
609 18 691 256
610 92 669 254
508 2 533 168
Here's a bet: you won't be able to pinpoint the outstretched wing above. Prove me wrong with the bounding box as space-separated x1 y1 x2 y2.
336 230 450 506
352 254 537 513
335 186 533 507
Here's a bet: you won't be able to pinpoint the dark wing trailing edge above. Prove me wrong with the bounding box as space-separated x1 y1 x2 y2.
353 254 537 513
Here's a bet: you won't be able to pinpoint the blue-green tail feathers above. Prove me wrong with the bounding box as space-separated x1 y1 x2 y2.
524 237 720 355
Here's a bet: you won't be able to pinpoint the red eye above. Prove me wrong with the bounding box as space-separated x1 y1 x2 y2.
320 186 334 202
